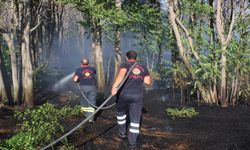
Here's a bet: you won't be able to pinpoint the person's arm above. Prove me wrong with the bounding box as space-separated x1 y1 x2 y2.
144 75 152 85
111 68 127 96
73 69 80 82
73 75 79 82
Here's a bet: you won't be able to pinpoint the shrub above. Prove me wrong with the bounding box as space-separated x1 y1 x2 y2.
166 107 199 119
0 103 82 150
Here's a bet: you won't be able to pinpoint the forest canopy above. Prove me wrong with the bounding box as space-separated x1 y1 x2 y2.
0 0 249 108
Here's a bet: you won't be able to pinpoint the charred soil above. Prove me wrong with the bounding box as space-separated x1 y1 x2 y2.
1 89 250 150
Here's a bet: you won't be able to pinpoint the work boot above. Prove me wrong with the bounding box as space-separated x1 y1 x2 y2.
117 133 127 139
128 144 137 149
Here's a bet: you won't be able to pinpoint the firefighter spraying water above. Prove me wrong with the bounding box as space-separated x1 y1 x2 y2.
73 58 97 122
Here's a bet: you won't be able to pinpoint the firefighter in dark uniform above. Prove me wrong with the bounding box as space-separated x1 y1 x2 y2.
111 50 152 148
73 58 97 122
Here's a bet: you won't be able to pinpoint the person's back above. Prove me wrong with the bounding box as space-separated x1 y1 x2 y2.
111 50 151 149
73 58 97 122
118 61 149 98
75 66 96 86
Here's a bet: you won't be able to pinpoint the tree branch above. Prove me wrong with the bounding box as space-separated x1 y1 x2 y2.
168 0 194 78
30 19 42 33
225 4 235 44
0 28 8 34
216 0 226 44
176 18 200 61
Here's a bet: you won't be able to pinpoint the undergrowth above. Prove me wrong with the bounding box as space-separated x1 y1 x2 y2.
166 107 199 119
0 103 82 150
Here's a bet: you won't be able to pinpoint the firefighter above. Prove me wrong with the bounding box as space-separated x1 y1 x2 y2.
73 58 97 122
111 50 152 148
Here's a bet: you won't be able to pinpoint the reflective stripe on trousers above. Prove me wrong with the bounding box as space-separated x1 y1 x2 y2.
117 114 127 125
81 106 95 112
116 95 143 145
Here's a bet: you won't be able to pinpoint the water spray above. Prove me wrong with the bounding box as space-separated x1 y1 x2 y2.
52 72 74 92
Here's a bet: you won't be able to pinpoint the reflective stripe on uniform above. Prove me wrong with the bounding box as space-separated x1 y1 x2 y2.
129 128 139 133
118 120 126 125
81 107 95 112
130 122 140 128
117 115 126 120
117 114 126 125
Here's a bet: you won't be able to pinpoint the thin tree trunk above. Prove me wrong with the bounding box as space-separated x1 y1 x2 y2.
114 30 121 76
21 1 34 107
1 0 20 105
0 68 7 104
172 82 175 101
220 46 227 107
106 55 111 90
92 23 105 93
208 0 219 105
158 43 163 66
2 34 20 105
216 0 235 107
180 86 183 106
114 0 122 76
0 44 7 104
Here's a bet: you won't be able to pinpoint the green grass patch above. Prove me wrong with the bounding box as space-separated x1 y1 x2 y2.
166 107 199 119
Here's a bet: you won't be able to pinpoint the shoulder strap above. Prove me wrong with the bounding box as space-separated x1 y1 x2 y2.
116 62 137 89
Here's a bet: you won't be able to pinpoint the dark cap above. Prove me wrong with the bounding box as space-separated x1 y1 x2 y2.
126 50 137 60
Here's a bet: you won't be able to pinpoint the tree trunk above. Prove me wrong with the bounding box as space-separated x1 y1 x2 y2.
0 68 7 104
0 45 7 104
114 30 121 76
21 1 34 107
114 0 122 76
208 0 219 105
2 34 20 104
220 45 227 107
92 23 105 93
216 0 235 107
158 43 163 66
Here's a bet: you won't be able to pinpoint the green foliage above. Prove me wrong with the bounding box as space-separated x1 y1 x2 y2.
180 0 213 18
233 14 250 101
166 107 199 119
172 62 192 88
168 0 250 105
0 103 82 149
0 45 12 75
33 64 48 93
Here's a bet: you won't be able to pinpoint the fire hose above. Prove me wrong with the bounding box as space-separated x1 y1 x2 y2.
40 62 137 150
78 84 115 109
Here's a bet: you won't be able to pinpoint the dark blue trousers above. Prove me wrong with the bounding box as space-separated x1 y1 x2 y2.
80 85 97 120
116 95 143 145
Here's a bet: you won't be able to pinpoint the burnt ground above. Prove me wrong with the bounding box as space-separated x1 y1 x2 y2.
1 89 250 150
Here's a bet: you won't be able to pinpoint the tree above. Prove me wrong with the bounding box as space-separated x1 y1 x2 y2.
0 1 20 104
21 0 34 107
114 0 122 76
168 0 212 103
0 0 62 107
0 40 7 104
216 0 235 107
166 0 249 106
